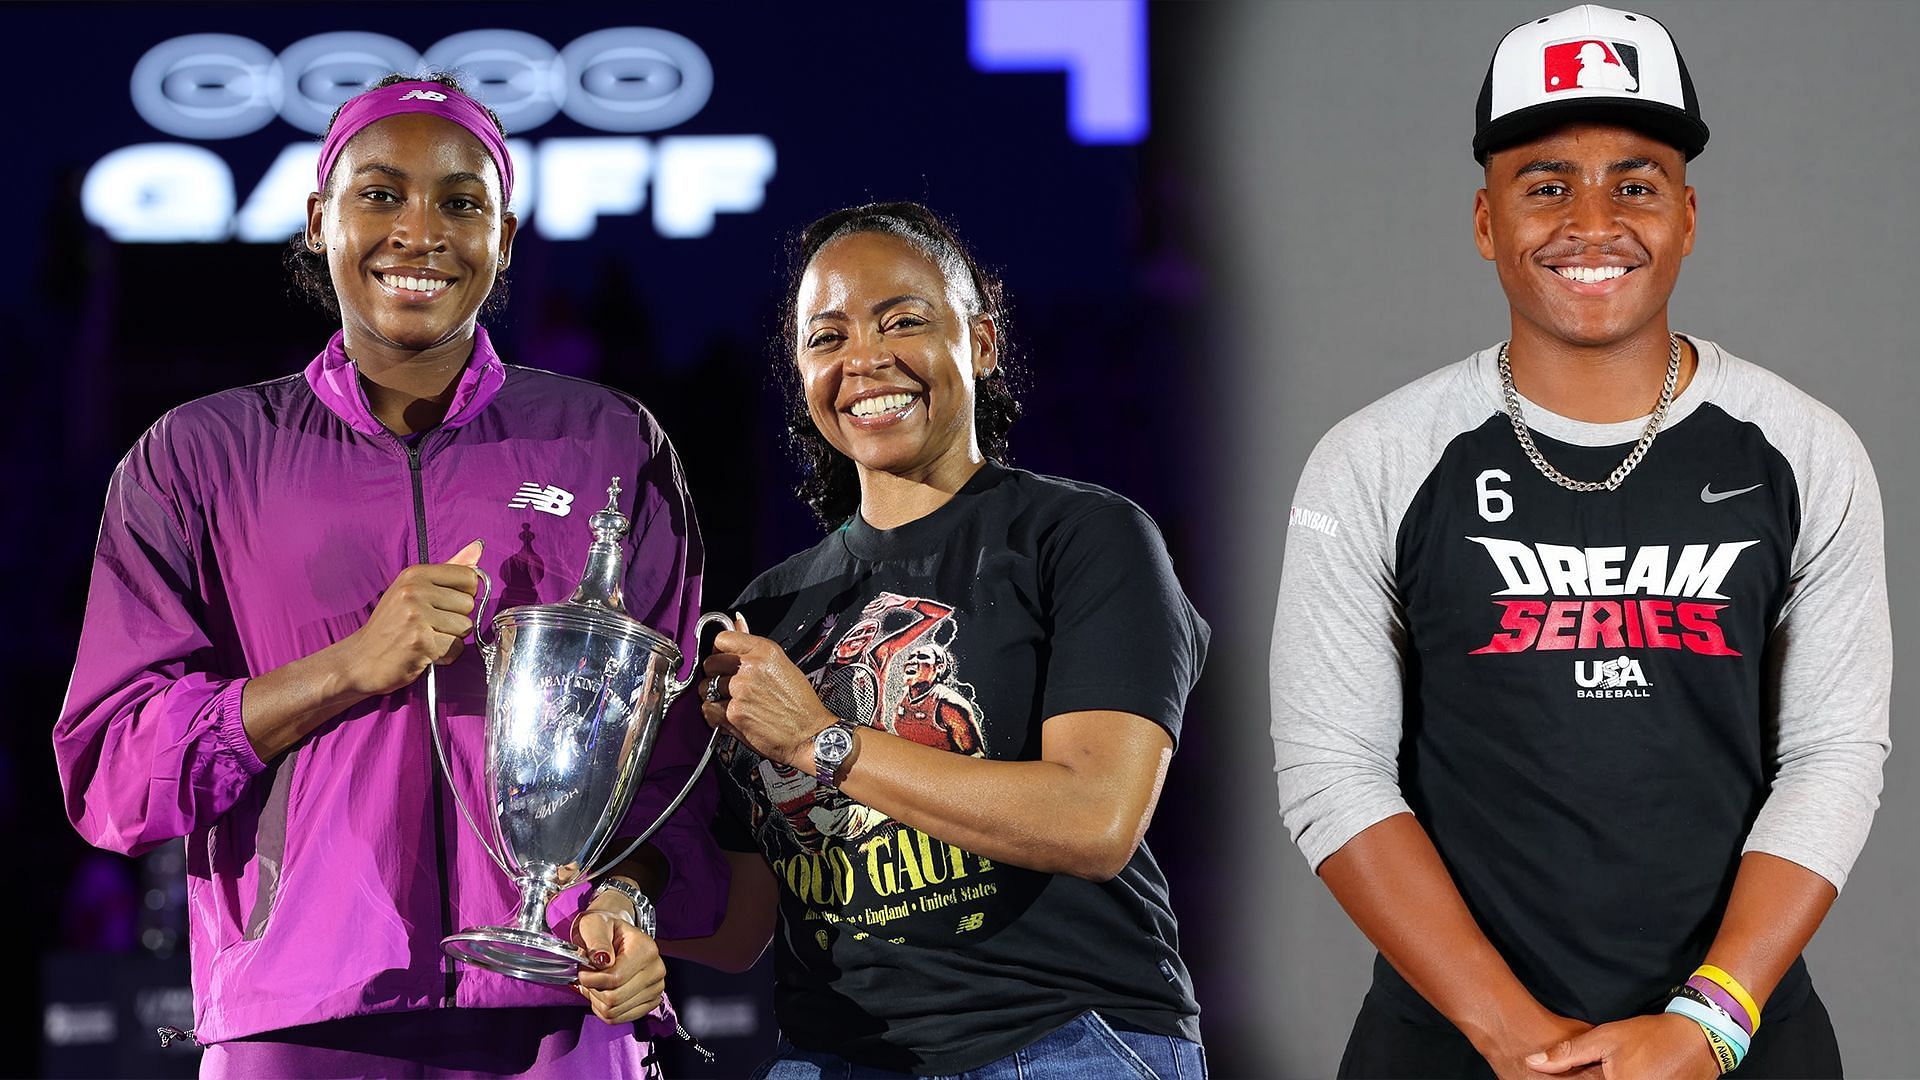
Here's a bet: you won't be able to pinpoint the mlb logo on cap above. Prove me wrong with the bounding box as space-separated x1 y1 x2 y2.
1542 39 1638 93
1474 4 1708 162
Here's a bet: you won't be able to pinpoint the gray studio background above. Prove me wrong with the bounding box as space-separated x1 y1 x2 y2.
1195 2 1918 1076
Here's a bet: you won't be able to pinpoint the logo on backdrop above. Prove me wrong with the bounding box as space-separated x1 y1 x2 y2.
84 28 777 243
1543 39 1640 93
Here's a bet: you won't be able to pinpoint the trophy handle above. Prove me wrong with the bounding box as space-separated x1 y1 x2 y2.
426 664 514 876
585 727 720 884
586 610 734 881
471 566 496 650
663 611 737 700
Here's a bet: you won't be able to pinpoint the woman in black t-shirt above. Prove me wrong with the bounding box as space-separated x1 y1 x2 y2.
682 203 1209 1078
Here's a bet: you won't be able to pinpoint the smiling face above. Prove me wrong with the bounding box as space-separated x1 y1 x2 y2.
306 112 516 356
794 231 996 488
1474 122 1695 350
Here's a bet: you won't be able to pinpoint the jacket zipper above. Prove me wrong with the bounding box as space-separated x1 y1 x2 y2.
407 438 459 1007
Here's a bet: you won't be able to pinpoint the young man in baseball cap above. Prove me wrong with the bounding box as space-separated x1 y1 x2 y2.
1271 5 1887 1078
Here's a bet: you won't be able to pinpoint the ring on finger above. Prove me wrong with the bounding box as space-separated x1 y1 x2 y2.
704 675 723 703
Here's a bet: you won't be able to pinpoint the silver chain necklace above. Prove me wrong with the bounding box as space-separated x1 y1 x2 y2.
1496 334 1681 493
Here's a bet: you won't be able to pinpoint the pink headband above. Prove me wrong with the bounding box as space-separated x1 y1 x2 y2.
315 80 515 206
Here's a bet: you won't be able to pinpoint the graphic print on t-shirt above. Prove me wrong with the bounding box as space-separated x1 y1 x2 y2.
1464 534 1759 698
719 590 1002 946
1412 443 1774 714
808 593 984 764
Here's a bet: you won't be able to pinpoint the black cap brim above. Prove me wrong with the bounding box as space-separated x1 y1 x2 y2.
1474 98 1709 163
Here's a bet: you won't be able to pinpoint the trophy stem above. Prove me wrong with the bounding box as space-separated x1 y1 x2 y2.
442 873 588 986
510 877 559 935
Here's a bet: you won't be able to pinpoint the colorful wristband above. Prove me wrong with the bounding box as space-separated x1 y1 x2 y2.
1696 1022 1740 1074
1685 974 1754 1036
1693 964 1762 1035
1667 995 1751 1059
1673 983 1735 1025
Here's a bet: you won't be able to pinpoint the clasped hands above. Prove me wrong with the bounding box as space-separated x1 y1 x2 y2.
1488 1011 1720 1080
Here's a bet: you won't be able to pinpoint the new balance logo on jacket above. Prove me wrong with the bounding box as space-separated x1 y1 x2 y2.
508 483 574 516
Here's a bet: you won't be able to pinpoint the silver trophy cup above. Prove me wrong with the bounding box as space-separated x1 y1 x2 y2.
429 478 726 984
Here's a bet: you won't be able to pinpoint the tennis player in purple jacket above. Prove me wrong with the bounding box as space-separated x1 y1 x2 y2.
53 75 737 1076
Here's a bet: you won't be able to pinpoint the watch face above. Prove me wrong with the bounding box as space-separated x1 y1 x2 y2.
818 725 854 761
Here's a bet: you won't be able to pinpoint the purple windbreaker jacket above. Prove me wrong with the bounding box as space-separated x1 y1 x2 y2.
54 327 727 1042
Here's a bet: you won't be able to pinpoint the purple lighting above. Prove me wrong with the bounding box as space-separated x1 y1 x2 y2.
968 0 1147 145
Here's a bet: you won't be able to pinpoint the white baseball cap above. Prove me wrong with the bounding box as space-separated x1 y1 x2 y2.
1473 4 1709 162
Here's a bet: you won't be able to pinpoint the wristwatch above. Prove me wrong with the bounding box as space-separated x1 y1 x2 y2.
589 877 657 938
812 720 859 788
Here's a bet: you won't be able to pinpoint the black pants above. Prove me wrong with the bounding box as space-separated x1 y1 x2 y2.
1337 988 1842 1079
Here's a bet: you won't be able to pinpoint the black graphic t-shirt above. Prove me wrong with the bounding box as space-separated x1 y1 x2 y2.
714 462 1209 1074
1272 339 1889 1027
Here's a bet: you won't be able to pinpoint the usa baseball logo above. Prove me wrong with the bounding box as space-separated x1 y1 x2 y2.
1542 39 1640 94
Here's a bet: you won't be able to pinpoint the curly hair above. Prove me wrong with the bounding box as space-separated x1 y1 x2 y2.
778 202 1024 528
285 71 511 319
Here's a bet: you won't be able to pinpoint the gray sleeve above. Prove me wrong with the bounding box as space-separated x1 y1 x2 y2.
1740 414 1891 892
1270 416 1417 871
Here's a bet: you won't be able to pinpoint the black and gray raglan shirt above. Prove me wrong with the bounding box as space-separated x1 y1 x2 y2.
1270 337 1890 1027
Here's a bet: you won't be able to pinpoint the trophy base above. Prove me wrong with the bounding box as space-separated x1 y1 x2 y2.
442 927 588 986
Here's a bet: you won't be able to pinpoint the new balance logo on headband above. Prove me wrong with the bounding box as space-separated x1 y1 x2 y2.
398 89 449 103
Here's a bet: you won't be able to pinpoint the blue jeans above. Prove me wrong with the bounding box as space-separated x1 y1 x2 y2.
751 1011 1207 1079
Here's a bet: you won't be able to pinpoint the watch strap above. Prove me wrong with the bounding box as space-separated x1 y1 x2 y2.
590 877 656 938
